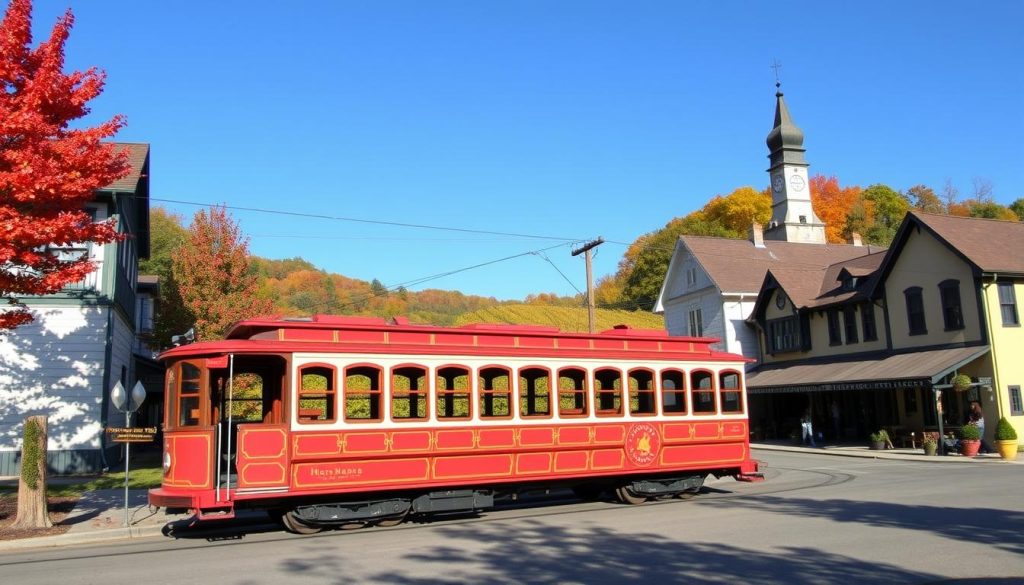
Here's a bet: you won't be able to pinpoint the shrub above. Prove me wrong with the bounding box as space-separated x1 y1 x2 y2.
921 432 938 447
995 417 1018 441
959 424 981 440
869 429 889 443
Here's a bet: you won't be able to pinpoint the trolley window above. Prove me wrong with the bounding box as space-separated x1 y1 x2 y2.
177 362 203 427
297 364 336 423
519 367 551 418
719 370 744 414
436 365 471 420
629 368 656 416
557 367 588 417
391 365 428 421
479 366 512 419
344 364 382 422
660 369 686 415
227 373 266 422
594 368 623 416
691 370 717 414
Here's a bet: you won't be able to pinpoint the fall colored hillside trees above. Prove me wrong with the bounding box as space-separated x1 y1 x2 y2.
0 0 128 329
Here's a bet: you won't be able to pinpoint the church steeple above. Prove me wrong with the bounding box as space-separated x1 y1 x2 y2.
763 83 826 244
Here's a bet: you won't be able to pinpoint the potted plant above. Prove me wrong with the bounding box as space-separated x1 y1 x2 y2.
995 417 1019 461
959 424 981 456
921 432 938 456
952 374 972 392
868 429 889 450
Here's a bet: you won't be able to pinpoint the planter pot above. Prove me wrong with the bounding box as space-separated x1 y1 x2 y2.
923 443 937 456
960 439 981 457
996 440 1019 461
869 441 886 451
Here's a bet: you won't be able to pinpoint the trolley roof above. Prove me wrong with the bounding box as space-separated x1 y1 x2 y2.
159 315 750 364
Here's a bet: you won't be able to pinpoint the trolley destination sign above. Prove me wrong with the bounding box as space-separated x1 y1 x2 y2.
106 426 157 443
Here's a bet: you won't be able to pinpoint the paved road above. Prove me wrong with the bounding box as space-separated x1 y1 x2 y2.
1 451 1022 584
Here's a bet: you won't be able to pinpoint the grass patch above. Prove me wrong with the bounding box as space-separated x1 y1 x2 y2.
0 449 164 498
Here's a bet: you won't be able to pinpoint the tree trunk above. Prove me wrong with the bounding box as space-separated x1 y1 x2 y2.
12 415 52 529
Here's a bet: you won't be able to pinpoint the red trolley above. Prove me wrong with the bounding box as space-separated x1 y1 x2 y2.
149 315 762 533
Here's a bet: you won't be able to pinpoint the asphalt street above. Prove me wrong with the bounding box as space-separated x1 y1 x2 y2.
1 450 1021 584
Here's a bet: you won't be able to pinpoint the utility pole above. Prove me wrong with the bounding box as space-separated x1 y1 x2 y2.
571 237 605 333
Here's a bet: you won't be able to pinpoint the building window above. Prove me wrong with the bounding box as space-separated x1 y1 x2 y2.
861 303 878 341
843 305 858 344
1009 386 1023 416
999 283 1019 326
939 280 964 331
688 307 703 337
686 267 698 287
903 387 918 415
904 287 927 335
827 309 842 345
768 316 799 353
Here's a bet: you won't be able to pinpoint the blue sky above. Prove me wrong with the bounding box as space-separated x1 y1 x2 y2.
25 1 1024 302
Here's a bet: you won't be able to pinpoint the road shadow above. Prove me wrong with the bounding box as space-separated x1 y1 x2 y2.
714 496 1024 555
276 519 939 585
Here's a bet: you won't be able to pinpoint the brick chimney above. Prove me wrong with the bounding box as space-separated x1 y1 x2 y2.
849 232 863 247
749 223 765 248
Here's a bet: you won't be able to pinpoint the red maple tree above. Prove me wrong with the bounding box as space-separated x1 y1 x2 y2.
172 206 273 341
0 0 129 329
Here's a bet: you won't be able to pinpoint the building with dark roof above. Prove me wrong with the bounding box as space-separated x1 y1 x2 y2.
745 211 1024 447
0 143 159 474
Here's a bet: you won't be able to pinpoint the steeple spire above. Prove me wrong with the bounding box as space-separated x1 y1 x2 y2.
763 83 826 244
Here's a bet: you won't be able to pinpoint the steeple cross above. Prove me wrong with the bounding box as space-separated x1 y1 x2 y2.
770 59 783 86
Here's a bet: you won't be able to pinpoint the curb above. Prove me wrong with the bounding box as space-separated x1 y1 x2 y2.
0 523 167 552
751 443 1020 463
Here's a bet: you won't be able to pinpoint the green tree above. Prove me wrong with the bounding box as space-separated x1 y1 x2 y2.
138 207 192 348
853 184 910 246
1009 198 1024 222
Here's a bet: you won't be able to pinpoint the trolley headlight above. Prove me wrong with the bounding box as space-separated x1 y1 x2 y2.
163 451 172 474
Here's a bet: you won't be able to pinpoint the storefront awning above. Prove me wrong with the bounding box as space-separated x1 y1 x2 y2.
746 346 990 394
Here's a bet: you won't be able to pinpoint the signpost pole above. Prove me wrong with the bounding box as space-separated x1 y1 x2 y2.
935 389 945 456
124 409 131 527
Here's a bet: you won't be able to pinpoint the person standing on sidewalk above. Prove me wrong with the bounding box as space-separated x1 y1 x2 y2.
801 409 817 447
969 401 995 454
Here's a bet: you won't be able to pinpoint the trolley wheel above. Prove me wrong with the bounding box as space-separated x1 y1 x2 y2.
375 509 409 528
675 488 700 500
615 486 647 505
339 521 366 530
281 510 323 535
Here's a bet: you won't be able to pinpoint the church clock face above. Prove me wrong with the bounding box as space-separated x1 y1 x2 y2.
789 174 806 191
772 175 784 193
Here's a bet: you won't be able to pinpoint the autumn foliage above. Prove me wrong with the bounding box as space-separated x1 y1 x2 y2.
172 206 272 341
0 0 128 329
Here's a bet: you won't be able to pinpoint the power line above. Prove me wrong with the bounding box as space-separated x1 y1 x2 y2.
149 196 586 243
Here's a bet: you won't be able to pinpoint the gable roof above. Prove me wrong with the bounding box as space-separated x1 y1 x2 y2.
911 212 1024 274
102 143 150 192
675 235 883 295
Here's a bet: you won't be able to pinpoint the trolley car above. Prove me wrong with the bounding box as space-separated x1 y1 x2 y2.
148 315 762 533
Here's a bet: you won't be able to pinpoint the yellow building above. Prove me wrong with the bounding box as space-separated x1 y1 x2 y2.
746 212 1023 449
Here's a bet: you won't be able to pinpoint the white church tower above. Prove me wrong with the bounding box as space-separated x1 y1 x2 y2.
763 83 826 244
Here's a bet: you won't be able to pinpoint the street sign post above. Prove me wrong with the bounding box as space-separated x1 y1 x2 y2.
110 381 147 526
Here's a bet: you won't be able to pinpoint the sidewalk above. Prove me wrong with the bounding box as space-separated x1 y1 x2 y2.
1 443 1019 551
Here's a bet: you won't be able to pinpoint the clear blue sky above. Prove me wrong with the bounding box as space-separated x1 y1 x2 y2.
26 0 1024 302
